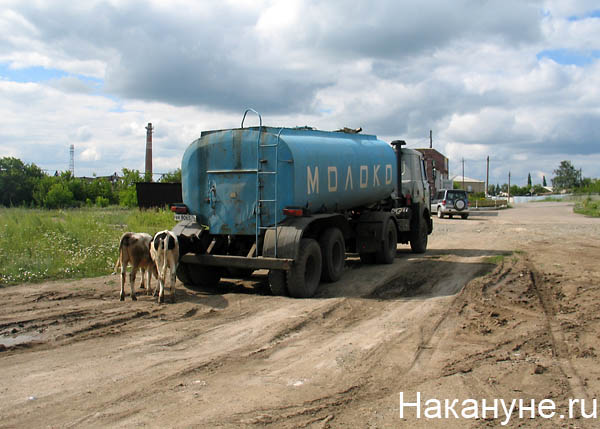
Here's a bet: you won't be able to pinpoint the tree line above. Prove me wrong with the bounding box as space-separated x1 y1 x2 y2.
0 157 181 208
486 160 599 197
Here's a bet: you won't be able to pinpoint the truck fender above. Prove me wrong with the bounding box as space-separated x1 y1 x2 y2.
262 214 344 259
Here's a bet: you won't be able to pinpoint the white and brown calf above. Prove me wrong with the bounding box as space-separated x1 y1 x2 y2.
115 232 158 301
150 230 179 303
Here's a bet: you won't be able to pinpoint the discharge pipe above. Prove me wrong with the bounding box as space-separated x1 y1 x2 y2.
391 140 406 203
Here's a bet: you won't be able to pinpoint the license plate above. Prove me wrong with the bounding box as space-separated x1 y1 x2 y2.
174 214 197 222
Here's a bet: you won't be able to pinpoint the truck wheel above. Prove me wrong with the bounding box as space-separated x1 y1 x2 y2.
268 270 288 296
287 238 322 298
376 218 397 264
319 227 345 282
176 263 192 285
177 263 222 291
410 216 428 254
437 207 443 218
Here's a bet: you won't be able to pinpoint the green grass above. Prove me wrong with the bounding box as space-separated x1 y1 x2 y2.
531 196 564 202
483 252 514 265
0 207 176 285
468 198 508 208
574 197 600 217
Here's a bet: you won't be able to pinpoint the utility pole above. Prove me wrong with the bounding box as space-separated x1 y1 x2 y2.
508 171 511 202
462 158 465 191
486 156 489 197
429 130 432 149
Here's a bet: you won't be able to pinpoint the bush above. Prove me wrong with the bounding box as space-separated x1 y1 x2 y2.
574 197 600 217
118 187 137 208
45 183 74 208
95 196 110 207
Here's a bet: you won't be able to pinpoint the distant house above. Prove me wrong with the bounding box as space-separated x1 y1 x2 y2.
79 172 120 184
451 175 485 194
416 148 449 196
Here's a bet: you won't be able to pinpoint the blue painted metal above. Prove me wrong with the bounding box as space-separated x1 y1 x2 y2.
181 126 397 236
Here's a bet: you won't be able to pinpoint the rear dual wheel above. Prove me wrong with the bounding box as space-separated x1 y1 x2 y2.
177 263 222 291
376 218 397 264
287 238 322 299
319 228 345 283
268 270 287 296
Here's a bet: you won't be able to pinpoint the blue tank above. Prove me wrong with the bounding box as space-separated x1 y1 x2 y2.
181 127 397 235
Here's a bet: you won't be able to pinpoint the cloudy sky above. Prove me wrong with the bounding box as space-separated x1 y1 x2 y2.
1 0 598 186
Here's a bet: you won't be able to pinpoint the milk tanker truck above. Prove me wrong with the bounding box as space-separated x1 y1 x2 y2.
171 110 432 298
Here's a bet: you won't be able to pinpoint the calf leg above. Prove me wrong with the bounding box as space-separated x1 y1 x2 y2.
145 268 153 296
120 270 126 301
170 269 177 303
153 267 159 297
157 276 165 304
139 268 146 290
129 268 138 301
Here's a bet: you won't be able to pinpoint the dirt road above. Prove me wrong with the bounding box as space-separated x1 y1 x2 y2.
2 202 600 428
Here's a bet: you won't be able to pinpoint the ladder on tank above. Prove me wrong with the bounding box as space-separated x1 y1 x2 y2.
241 109 280 257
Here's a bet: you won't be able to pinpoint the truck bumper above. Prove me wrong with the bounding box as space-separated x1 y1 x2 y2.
180 254 294 270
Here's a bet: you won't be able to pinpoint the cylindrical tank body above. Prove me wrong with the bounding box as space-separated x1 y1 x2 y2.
181 127 396 235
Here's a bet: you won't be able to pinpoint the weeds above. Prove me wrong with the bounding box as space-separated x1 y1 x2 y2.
484 252 513 265
0 207 176 285
574 197 600 217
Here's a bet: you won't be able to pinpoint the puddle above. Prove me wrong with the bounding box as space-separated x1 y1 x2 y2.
0 334 42 347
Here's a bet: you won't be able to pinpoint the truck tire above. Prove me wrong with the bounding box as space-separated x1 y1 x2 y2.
287 238 322 298
319 227 345 283
410 215 428 254
455 199 466 210
176 263 192 285
177 263 222 291
376 218 397 264
268 270 288 296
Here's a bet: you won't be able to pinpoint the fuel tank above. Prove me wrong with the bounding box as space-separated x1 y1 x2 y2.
181 126 396 235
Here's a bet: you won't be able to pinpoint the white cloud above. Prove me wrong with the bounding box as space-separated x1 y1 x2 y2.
0 0 598 187
80 147 100 161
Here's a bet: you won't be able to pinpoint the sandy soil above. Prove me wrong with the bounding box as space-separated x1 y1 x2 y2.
1 202 600 428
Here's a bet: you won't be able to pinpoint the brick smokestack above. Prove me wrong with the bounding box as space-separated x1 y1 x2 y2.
145 122 153 181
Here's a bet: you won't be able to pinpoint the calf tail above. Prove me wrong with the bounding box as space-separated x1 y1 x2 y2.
162 235 169 278
113 232 132 274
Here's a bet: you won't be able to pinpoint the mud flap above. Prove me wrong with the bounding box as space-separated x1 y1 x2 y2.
356 212 395 254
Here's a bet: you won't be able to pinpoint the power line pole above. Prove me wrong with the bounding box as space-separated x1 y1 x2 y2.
508 171 511 202
486 156 489 197
462 158 465 190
